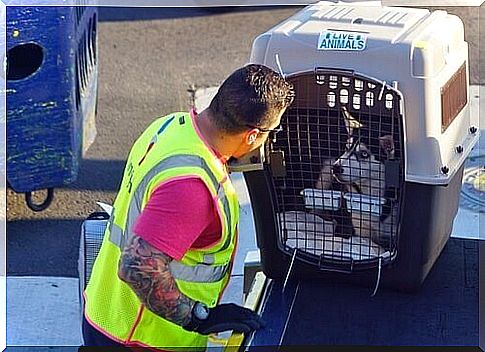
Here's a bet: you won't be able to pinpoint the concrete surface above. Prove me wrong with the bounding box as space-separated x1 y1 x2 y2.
6 277 82 346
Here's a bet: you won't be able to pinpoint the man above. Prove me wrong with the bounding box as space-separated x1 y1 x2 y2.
82 64 295 350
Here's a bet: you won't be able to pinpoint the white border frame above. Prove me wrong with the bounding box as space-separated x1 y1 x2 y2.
0 1 481 351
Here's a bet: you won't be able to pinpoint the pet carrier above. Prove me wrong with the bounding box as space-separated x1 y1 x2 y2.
6 5 98 211
242 1 479 292
78 210 109 313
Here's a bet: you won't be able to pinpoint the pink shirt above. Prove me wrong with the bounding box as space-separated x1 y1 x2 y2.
132 109 226 261
133 177 222 261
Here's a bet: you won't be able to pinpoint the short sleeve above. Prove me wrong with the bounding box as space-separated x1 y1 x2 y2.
132 177 218 260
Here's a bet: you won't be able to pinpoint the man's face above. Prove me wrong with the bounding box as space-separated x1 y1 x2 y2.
232 110 285 159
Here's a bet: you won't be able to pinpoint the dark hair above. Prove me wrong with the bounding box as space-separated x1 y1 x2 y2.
209 64 295 134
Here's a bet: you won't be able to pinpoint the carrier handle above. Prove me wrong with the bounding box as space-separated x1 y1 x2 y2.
25 188 54 212
87 211 110 220
319 255 394 274
314 67 355 76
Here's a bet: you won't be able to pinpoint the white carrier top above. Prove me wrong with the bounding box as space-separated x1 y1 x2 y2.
250 1 479 185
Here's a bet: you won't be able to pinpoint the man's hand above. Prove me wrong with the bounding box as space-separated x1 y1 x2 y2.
185 303 264 335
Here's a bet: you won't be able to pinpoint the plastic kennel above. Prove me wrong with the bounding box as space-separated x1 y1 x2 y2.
243 2 479 292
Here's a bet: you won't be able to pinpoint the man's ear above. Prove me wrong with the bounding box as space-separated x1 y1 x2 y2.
246 129 259 145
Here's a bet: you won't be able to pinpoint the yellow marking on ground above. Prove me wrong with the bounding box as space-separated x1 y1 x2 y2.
473 172 485 192
414 40 428 49
224 272 267 352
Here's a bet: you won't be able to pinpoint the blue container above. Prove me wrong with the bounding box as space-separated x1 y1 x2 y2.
6 6 98 194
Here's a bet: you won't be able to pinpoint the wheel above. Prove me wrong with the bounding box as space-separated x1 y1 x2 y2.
25 188 54 212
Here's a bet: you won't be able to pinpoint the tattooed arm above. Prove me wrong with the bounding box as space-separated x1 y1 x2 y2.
117 234 196 327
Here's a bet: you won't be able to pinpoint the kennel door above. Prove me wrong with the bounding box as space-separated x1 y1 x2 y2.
268 69 405 272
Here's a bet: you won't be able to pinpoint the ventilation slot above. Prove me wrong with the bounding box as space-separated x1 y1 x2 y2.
441 63 467 132
75 12 97 111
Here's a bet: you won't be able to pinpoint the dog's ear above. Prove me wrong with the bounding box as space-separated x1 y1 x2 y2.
379 135 395 157
342 107 363 136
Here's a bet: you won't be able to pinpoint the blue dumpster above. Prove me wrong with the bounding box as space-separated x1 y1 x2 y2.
6 6 98 210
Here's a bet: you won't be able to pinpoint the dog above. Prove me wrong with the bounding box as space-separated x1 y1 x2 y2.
316 107 397 246
313 157 355 239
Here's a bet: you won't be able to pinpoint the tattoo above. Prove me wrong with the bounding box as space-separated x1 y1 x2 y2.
118 234 195 327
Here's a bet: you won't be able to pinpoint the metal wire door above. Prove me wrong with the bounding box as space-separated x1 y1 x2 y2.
266 68 404 272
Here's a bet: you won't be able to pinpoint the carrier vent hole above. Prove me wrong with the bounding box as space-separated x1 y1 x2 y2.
75 58 81 110
366 91 375 107
7 43 44 81
353 94 361 109
92 13 97 63
327 92 336 107
355 79 364 91
88 17 94 67
316 74 325 85
329 75 338 89
385 93 394 109
340 89 349 104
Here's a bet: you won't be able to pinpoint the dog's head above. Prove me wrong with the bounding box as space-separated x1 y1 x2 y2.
332 108 395 195
332 141 384 184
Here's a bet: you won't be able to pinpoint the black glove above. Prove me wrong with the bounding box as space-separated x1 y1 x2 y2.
184 302 264 335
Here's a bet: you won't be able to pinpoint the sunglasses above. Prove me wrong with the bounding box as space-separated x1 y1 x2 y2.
246 124 284 134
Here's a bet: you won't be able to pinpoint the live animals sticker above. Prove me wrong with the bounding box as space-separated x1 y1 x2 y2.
318 30 367 51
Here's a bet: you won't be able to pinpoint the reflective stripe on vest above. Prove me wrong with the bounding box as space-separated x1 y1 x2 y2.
108 153 233 283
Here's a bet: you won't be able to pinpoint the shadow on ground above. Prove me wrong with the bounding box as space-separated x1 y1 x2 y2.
69 158 125 192
98 6 300 22
7 218 83 277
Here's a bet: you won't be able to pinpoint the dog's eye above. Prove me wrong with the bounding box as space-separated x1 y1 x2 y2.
359 151 370 159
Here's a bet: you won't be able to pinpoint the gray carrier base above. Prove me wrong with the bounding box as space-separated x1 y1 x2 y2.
244 164 464 292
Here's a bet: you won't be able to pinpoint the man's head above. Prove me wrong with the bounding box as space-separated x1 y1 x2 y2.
208 64 295 158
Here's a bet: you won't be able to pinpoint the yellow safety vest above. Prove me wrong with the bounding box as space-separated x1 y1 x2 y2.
84 112 240 350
